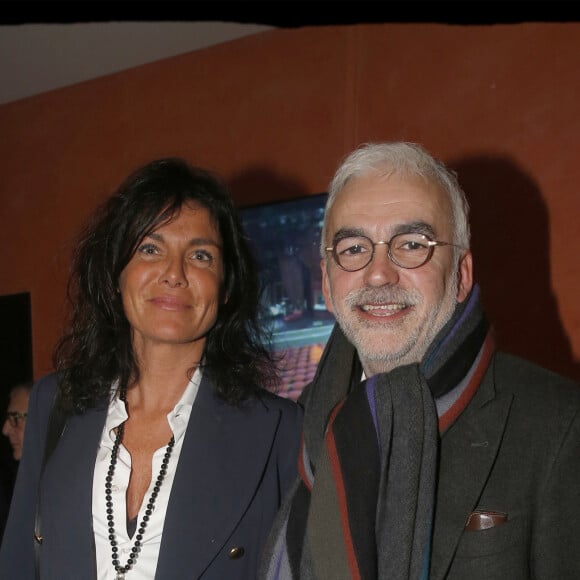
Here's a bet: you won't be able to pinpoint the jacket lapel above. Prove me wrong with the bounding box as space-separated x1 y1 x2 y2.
430 355 513 580
155 377 282 579
43 403 107 577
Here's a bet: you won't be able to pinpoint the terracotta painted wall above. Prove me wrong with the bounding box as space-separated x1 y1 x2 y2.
0 22 578 381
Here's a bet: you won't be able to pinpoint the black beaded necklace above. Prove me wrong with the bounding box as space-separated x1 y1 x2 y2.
105 394 175 580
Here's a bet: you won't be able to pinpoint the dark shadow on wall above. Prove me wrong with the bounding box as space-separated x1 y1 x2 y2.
449 154 580 383
227 166 311 208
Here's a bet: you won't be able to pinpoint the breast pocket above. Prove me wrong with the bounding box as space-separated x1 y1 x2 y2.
447 515 530 580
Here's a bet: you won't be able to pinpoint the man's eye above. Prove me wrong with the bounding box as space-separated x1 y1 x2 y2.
400 240 426 251
343 244 366 255
394 234 430 252
336 238 371 256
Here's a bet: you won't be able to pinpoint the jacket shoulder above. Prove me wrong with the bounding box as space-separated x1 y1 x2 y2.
493 351 580 404
32 371 59 399
256 389 303 414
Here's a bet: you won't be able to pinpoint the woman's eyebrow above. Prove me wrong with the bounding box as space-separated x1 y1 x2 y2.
187 237 222 248
145 232 221 248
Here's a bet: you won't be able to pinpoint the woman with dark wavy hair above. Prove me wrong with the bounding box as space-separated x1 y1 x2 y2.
0 158 303 580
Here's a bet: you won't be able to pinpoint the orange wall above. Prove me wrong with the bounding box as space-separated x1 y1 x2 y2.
1 22 579 381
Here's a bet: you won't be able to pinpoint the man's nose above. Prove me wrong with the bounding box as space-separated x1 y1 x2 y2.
363 243 400 286
2 419 12 436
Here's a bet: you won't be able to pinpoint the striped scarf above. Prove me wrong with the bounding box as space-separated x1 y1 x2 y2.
261 285 494 580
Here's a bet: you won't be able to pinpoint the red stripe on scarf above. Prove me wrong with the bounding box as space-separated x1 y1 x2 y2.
438 330 495 432
326 400 362 580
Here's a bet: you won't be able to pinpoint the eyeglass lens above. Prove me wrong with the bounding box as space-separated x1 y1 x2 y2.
333 233 433 271
4 412 27 427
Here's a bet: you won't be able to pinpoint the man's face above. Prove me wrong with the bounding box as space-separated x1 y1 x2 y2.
2 387 30 461
321 171 472 377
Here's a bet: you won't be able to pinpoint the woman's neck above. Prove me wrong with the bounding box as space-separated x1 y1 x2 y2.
128 340 203 412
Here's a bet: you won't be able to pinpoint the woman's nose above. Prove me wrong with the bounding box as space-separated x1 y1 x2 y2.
159 257 188 288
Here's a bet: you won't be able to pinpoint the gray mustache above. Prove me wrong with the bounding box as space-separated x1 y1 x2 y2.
345 289 420 307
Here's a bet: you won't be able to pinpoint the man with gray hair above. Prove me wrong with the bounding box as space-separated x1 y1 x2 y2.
261 141 580 579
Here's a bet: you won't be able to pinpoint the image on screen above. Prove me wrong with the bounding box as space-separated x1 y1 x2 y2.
240 193 335 400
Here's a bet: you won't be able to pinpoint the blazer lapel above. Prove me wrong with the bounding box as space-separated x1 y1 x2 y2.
156 377 282 579
430 357 513 580
43 403 107 577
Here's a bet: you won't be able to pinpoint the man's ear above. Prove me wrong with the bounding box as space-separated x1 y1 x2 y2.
456 251 473 303
320 259 335 314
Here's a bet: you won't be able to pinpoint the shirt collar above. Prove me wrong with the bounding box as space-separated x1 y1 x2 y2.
104 367 202 445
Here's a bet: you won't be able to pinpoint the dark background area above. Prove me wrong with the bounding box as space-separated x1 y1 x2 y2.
0 292 33 507
2 1 578 27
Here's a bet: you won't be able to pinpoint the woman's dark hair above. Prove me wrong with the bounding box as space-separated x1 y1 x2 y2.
53 158 279 412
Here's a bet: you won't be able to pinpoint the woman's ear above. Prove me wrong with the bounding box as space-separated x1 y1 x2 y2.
221 286 229 305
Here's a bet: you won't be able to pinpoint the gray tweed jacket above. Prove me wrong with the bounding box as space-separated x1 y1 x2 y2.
431 352 580 579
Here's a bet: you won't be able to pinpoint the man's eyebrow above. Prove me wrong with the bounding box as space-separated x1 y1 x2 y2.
332 222 437 241
332 227 366 241
392 221 436 238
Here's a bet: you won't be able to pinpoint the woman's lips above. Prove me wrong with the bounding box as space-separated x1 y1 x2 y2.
149 296 190 310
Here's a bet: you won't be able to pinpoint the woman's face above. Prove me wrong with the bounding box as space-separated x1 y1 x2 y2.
118 203 225 358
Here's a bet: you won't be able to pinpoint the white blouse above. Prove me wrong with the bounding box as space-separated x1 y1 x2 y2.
92 369 201 579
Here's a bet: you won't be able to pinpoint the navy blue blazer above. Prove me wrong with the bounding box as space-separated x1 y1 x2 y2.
0 372 303 579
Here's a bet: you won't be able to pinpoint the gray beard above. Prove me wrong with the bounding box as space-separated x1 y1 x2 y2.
330 272 459 375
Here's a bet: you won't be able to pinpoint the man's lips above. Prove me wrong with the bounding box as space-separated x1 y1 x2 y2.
359 303 409 317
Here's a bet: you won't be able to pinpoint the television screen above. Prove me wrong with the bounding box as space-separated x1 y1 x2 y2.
239 193 335 400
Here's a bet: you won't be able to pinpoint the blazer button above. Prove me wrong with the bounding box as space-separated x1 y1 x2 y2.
228 546 245 559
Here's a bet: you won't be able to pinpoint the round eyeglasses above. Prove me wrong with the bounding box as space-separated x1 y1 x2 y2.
325 232 462 272
4 411 27 428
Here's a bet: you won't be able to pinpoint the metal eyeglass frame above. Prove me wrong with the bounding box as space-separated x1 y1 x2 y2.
4 411 28 428
325 232 463 272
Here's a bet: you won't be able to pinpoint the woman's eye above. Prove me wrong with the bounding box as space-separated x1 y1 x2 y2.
137 243 159 255
191 249 214 265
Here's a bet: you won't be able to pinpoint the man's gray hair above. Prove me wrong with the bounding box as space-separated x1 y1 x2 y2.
321 142 471 258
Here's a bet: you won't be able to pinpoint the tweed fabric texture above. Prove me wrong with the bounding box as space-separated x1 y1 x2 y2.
260 286 493 580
